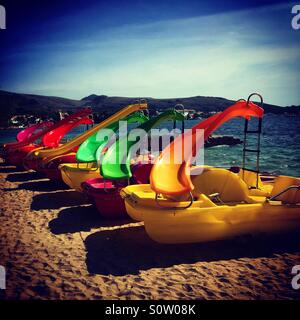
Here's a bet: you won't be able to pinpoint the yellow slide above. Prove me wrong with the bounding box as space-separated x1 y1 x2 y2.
29 102 148 166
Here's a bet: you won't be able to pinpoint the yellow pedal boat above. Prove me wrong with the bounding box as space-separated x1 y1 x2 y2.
121 95 300 244
60 154 153 192
121 167 300 244
60 162 99 192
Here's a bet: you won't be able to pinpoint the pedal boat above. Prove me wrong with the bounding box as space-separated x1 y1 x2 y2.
81 107 185 217
59 112 149 191
121 167 300 244
22 102 148 174
82 162 153 218
121 94 300 243
5 108 92 168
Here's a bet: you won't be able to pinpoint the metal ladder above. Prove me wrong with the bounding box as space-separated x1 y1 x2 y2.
242 93 264 189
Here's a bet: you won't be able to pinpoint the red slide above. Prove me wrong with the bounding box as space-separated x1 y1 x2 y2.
150 100 264 196
3 108 92 152
3 108 93 167
42 115 93 148
16 121 54 142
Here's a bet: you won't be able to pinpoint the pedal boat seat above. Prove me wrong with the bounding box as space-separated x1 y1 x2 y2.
269 175 300 204
191 167 266 204
238 168 273 197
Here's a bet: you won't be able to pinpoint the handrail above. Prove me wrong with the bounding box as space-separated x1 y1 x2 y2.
247 93 263 107
269 185 300 201
154 192 194 210
173 103 185 134
174 104 185 113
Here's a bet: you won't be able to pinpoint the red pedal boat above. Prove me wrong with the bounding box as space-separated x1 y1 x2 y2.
82 163 153 218
17 109 93 169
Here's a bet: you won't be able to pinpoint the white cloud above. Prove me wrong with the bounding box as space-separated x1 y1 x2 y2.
7 2 300 105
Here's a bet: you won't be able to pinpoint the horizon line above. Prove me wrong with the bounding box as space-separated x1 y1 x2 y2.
2 88 297 108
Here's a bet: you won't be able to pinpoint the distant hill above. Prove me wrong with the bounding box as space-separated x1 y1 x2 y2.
80 93 300 114
0 90 82 126
0 90 299 127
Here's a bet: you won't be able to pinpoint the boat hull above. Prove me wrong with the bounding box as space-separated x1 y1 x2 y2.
146 203 300 244
121 171 300 244
124 192 300 244
7 144 40 167
37 153 77 181
82 178 128 218
82 163 153 218
60 162 100 192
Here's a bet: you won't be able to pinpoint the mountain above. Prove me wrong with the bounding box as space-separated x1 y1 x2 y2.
0 90 83 126
81 94 101 101
76 93 300 114
0 90 299 127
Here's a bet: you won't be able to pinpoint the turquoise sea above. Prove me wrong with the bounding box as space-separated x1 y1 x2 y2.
1 114 299 177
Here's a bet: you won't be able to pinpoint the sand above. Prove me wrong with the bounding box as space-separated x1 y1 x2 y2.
0 160 300 300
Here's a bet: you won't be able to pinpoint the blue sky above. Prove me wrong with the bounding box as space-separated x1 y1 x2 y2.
0 0 299 106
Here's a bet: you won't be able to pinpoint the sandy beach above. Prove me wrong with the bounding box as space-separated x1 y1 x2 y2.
0 159 300 300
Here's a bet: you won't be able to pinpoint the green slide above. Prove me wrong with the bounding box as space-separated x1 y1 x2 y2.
100 109 185 180
76 112 149 163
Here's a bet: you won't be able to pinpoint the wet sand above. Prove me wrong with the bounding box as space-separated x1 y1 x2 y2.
0 160 300 300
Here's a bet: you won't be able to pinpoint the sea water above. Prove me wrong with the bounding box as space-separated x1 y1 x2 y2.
1 114 299 177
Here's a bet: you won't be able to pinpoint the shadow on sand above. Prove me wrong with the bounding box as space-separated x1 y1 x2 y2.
6 171 45 182
31 190 90 210
0 164 26 173
85 226 300 276
9 180 70 192
49 205 132 234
